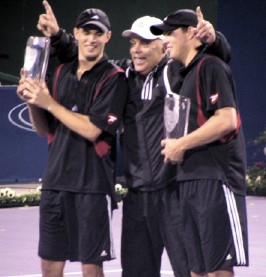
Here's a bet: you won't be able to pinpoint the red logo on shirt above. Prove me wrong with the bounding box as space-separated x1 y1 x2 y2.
107 114 118 125
210 93 219 105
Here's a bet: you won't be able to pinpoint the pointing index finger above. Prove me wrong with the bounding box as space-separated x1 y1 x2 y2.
196 6 204 22
43 0 56 20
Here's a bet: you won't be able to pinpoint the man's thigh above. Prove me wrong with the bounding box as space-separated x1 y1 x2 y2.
39 190 115 264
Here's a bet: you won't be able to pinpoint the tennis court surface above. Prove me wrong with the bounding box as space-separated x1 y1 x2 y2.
0 196 265 277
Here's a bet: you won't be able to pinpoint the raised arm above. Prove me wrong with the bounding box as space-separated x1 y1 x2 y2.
195 6 232 63
37 0 60 37
37 0 78 63
205 31 232 64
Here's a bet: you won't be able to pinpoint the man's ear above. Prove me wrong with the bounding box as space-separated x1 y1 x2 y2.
106 31 112 42
162 42 167 54
73 27 79 40
187 26 197 39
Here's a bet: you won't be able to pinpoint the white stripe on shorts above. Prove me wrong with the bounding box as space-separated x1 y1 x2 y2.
106 195 116 259
222 184 246 265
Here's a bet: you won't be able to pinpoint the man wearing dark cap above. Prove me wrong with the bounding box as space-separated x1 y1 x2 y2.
17 6 128 277
151 9 249 277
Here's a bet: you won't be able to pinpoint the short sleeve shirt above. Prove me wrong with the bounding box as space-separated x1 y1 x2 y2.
177 53 247 195
42 56 128 196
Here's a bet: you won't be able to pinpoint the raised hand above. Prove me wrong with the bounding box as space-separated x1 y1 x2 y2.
195 6 216 44
37 0 60 37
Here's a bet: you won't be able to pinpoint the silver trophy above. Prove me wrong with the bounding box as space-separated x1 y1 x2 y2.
163 63 190 139
164 92 190 138
23 36 50 81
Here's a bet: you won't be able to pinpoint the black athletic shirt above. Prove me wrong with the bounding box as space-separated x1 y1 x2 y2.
176 53 247 196
42 56 128 200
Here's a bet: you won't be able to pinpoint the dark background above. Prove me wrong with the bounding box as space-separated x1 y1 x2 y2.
0 0 265 182
0 0 217 78
217 0 266 166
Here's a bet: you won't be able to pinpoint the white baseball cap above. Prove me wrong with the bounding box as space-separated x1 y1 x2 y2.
122 16 164 40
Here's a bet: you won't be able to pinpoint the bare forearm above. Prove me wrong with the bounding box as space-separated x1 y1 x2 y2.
47 101 101 142
28 104 50 136
181 107 237 151
21 78 101 142
161 107 238 163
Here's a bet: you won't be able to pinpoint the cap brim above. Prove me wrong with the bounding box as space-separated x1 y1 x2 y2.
80 21 109 32
121 30 133 38
150 23 176 35
122 29 163 40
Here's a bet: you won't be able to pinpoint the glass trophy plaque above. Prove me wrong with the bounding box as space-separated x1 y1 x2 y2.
164 92 191 138
163 63 191 139
23 36 50 81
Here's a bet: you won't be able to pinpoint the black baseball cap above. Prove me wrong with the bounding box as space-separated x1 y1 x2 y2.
150 9 197 35
75 8 111 32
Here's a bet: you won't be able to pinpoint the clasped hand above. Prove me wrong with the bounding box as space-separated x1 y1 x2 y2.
17 77 53 110
161 138 185 164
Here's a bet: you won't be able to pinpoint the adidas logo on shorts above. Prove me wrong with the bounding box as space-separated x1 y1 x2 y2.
226 253 232 260
101 250 108 257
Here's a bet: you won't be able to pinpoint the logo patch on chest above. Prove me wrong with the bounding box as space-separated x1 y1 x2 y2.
71 105 78 112
210 93 219 105
107 114 118 125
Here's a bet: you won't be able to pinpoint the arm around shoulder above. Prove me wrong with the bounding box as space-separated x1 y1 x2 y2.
205 31 232 63
50 29 78 63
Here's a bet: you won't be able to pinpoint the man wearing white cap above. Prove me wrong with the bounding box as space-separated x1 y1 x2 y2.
37 2 232 276
111 13 230 277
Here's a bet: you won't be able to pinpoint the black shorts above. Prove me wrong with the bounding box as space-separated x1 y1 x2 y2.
179 179 249 273
121 185 189 277
38 190 115 264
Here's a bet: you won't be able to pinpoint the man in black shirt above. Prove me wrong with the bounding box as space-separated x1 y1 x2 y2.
151 9 248 277
17 7 128 277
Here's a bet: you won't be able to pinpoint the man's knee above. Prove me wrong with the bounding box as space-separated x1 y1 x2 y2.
41 259 65 277
82 263 104 277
